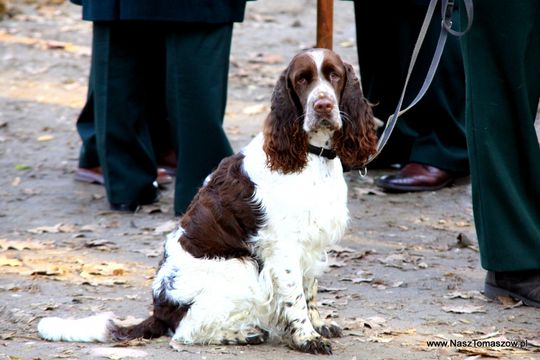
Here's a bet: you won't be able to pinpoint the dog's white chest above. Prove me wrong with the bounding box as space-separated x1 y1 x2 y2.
242 135 349 269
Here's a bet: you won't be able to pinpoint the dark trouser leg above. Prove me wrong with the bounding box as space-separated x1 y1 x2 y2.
78 24 172 172
460 0 540 271
77 57 99 169
165 23 234 215
354 1 468 174
76 90 99 169
92 22 160 206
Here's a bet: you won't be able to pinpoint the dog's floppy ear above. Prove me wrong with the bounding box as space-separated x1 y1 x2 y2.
333 63 378 169
263 69 309 174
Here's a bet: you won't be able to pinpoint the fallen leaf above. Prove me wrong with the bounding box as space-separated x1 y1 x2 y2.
348 271 373 284
390 281 405 288
318 286 347 293
378 254 406 268
15 164 31 171
30 265 64 276
458 348 502 358
364 316 387 329
0 332 15 340
242 103 268 115
338 40 354 48
140 204 164 214
37 134 54 142
328 257 347 268
444 290 488 302
81 262 126 277
529 338 540 347
133 248 162 258
496 296 518 307
0 239 55 251
91 347 148 359
382 328 416 336
350 249 377 260
0 256 22 267
113 338 150 347
27 223 77 234
476 331 500 340
248 53 284 64
442 305 486 314
84 239 119 251
80 224 98 232
354 187 386 196
11 177 21 186
367 336 393 343
352 276 373 284
153 220 177 235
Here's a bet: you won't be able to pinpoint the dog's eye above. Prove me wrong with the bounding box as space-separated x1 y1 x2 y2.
296 77 308 85
329 72 340 81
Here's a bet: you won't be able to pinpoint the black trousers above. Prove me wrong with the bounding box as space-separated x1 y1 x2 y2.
91 22 234 214
354 1 468 174
76 72 171 170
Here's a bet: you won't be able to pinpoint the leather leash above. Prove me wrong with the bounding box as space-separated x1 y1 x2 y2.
364 0 474 167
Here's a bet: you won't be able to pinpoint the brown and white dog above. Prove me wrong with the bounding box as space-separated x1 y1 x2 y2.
38 49 378 355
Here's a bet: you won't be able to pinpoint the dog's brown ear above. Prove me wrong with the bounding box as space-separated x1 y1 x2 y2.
263 69 309 174
333 63 378 169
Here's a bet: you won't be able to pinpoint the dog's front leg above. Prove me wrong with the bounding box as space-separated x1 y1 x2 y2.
304 277 342 338
267 252 333 355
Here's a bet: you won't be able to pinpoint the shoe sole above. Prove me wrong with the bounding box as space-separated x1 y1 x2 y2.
375 179 453 193
75 172 171 186
74 172 104 185
484 282 540 308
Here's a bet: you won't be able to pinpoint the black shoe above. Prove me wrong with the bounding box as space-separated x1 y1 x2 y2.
110 187 160 213
110 202 139 212
484 270 540 308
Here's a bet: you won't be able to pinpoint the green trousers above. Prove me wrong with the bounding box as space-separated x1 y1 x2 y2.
354 1 468 174
92 22 233 214
460 0 540 271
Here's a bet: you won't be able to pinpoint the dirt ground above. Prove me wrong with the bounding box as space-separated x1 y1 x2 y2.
1 1 539 359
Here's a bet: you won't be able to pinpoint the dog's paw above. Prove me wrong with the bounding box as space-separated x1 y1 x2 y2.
220 327 268 345
297 336 333 355
315 323 343 338
244 328 269 345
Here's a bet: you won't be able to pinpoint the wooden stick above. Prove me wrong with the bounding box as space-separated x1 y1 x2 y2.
316 0 334 49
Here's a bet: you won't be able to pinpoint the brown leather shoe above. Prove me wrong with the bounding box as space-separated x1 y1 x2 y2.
74 167 172 186
157 149 177 177
374 163 454 192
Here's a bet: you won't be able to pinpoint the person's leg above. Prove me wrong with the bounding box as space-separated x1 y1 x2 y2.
354 1 468 175
142 46 176 173
165 23 234 215
92 22 160 209
76 58 99 170
461 0 540 272
460 0 540 307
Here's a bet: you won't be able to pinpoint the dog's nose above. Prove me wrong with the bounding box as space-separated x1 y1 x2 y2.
314 98 334 114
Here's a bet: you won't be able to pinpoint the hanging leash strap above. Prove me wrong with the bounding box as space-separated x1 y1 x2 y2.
364 0 474 167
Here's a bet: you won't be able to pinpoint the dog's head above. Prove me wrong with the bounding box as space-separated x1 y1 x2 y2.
263 48 378 173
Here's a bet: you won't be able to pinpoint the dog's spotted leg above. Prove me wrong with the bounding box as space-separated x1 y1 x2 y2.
217 327 269 345
304 278 342 338
266 255 333 355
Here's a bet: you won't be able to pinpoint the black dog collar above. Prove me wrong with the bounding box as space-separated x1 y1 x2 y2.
308 144 337 160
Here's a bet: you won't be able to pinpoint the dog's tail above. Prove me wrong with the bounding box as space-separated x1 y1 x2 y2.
38 312 170 343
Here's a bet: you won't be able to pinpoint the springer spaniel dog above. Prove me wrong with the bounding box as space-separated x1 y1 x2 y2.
38 48 378 354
